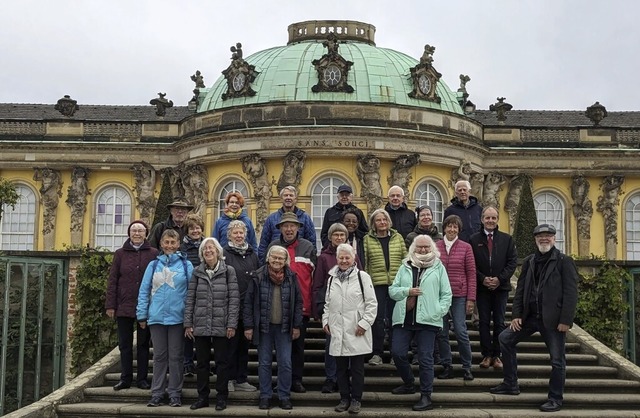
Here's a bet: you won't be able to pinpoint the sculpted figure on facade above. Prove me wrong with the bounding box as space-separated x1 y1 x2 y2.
482 172 506 210
132 162 157 224
356 153 383 215
469 172 485 203
277 149 306 194
241 153 273 232
388 153 420 198
596 175 624 245
168 166 186 200
180 163 209 219
504 174 531 232
450 159 472 189
65 167 90 233
149 92 173 117
33 168 62 246
571 175 593 239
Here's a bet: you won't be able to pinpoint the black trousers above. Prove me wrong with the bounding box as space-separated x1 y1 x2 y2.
116 316 150 384
291 316 309 383
227 318 251 383
336 354 365 402
194 335 229 400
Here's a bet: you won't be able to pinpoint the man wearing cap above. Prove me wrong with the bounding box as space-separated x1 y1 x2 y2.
267 212 317 393
258 186 316 264
319 184 368 249
490 224 578 413
470 206 517 370
384 185 416 243
148 197 194 249
444 180 483 243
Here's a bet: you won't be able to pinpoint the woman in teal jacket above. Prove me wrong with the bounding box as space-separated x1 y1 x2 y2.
388 234 451 412
363 208 407 366
137 229 194 408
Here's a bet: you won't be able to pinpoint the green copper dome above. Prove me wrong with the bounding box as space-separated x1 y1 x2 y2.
197 20 463 115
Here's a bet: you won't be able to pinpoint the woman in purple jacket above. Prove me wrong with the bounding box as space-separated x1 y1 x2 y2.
435 215 476 381
105 220 159 391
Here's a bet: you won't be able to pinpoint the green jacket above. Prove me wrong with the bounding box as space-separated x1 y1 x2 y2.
389 258 452 328
363 229 407 286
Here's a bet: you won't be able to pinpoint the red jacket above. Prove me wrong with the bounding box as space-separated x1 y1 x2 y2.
436 239 476 301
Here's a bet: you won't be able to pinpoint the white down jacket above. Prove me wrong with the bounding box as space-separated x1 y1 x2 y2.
322 265 378 357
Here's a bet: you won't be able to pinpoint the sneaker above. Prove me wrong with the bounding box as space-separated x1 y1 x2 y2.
463 369 474 381
321 378 338 393
228 380 235 392
184 363 195 377
258 397 270 410
391 383 416 395
489 382 520 395
234 381 257 392
368 355 383 366
169 397 182 407
540 399 562 412
438 365 454 379
291 381 306 393
147 396 163 407
335 399 350 412
348 399 361 414
411 357 419 365
280 398 293 410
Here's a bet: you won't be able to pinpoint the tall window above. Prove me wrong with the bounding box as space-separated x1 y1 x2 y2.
625 193 640 260
534 191 565 253
0 184 36 250
414 181 444 227
311 177 347 248
217 179 248 219
95 186 132 251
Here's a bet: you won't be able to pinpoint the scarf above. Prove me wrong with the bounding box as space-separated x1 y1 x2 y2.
229 240 249 255
443 236 457 254
268 266 285 285
224 208 243 220
410 251 436 269
348 234 359 253
205 260 221 279
336 265 355 282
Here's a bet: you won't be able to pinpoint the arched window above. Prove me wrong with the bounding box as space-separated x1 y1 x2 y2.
414 181 445 227
94 185 132 251
625 193 640 260
534 191 565 253
0 184 37 250
217 179 248 219
311 176 347 248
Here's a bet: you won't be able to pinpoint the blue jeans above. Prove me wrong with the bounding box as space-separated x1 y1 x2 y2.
258 325 293 400
437 297 473 369
477 289 509 358
324 334 337 381
373 285 395 356
499 316 567 401
391 325 439 396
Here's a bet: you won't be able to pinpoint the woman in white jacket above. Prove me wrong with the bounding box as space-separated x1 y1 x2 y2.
322 243 378 415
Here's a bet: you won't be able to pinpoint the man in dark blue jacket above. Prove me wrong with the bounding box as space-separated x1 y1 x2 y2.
490 224 578 413
384 185 416 242
443 180 482 243
320 184 368 248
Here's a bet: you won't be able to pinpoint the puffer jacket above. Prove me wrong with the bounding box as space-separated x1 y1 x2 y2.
443 196 483 243
257 206 317 264
436 238 476 301
363 229 407 286
405 224 442 247
243 265 303 346
212 211 258 252
223 244 259 311
389 258 452 328
136 252 193 325
183 260 240 336
322 266 378 357
105 239 158 318
180 235 203 268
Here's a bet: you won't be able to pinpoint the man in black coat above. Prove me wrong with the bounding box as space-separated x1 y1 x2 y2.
443 180 482 243
320 184 368 248
490 224 578 413
469 206 517 370
384 185 416 242
148 197 193 249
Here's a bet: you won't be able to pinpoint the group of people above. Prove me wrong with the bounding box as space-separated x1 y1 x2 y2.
104 179 578 414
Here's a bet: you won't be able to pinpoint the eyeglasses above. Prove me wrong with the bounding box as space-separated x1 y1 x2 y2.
269 255 286 261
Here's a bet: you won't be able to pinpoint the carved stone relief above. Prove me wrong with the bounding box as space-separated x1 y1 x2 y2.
221 43 259 100
179 163 209 219
65 167 90 240
311 32 354 93
489 97 513 123
469 173 485 203
408 44 442 103
356 153 383 215
482 173 506 210
241 153 274 233
449 159 472 189
149 92 173 116
55 95 79 117
388 153 420 197
277 150 306 194
132 162 157 224
33 167 62 250
571 175 593 257
586 101 608 126
596 175 624 258
504 174 531 232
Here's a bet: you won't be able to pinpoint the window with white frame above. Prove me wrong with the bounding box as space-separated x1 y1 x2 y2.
414 181 445 228
311 176 347 249
217 179 248 219
0 184 36 250
534 191 565 253
625 193 640 260
94 186 132 251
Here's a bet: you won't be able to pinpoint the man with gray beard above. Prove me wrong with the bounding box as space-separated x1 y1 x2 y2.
490 224 578 413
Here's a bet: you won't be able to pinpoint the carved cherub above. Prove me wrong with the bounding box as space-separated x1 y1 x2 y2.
230 42 243 61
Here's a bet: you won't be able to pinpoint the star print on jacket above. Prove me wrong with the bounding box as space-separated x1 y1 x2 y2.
152 266 176 296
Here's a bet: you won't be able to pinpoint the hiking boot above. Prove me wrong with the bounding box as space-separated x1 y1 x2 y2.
348 399 361 414
334 399 350 412
413 394 433 411
438 365 454 379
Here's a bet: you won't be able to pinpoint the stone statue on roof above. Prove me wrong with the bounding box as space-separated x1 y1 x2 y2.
190 70 205 88
150 92 173 116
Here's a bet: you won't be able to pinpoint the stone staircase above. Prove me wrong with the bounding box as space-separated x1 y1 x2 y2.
49 309 640 418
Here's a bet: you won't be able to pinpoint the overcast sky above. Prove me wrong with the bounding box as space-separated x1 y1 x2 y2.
0 0 636 111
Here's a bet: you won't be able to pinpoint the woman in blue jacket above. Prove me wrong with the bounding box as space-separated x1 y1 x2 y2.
137 229 194 408
212 191 258 252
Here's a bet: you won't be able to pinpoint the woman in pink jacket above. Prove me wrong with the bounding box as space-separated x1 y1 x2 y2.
435 214 476 381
